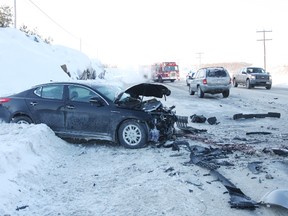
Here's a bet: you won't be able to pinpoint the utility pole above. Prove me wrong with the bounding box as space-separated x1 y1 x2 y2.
256 30 272 71
196 52 204 68
14 0 16 28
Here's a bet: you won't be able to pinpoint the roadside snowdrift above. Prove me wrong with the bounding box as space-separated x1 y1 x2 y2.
0 28 93 95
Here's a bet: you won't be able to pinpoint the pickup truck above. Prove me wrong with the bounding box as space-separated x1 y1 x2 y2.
232 67 272 89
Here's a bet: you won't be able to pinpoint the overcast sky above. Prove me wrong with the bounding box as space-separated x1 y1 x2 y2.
3 0 288 67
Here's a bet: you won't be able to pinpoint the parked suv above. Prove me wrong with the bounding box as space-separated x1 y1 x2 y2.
232 67 272 89
187 67 231 98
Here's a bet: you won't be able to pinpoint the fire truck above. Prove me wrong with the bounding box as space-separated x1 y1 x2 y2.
151 62 180 82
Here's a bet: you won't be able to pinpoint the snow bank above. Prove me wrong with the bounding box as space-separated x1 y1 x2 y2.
0 28 93 95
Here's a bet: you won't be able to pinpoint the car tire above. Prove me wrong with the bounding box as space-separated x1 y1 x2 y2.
189 86 195 95
197 86 204 98
246 79 251 89
11 116 32 124
118 120 148 149
233 78 238 87
222 90 230 98
266 85 272 90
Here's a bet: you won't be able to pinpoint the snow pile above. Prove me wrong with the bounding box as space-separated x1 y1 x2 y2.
0 123 73 211
0 28 95 95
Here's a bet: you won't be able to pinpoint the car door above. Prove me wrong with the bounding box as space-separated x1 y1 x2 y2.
64 85 113 140
238 68 247 84
26 84 66 131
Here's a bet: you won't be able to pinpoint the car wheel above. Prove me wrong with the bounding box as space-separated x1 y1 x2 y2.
233 78 238 87
246 79 251 89
11 116 32 124
118 120 148 149
197 86 204 98
222 90 230 98
189 86 195 95
266 85 272 90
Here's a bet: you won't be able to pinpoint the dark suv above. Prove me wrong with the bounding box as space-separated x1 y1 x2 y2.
232 67 272 89
187 67 231 98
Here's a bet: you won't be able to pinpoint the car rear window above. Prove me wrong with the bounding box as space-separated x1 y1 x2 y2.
207 69 227 77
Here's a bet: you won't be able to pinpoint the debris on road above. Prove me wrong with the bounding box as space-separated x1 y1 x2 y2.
233 112 281 120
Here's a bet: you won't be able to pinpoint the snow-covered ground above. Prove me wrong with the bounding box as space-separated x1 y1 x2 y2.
1 27 288 216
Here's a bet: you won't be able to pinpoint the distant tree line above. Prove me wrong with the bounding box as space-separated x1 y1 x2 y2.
0 5 53 44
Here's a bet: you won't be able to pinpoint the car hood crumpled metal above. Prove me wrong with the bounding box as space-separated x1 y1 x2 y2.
123 83 171 98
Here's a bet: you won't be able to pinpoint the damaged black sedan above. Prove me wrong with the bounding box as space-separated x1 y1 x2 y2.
0 81 183 149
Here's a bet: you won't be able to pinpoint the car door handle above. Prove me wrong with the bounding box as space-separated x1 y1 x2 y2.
66 105 75 109
30 102 37 106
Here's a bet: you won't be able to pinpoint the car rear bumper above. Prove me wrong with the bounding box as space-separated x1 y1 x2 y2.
201 85 231 94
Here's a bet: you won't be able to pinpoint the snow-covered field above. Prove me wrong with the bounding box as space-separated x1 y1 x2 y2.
1 27 288 216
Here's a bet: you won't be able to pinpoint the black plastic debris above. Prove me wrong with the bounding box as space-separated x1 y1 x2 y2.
233 112 281 120
210 170 259 209
246 132 272 135
190 114 206 123
167 141 259 210
16 205 29 211
272 148 288 156
207 117 220 125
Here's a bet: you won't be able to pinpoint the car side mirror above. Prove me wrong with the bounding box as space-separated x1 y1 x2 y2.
90 97 104 106
242 71 247 74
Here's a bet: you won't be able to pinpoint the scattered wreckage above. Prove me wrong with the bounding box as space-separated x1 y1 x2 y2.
162 140 288 211
161 109 287 211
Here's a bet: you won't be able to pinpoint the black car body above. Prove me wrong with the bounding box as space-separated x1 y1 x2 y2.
0 81 182 149
232 67 272 89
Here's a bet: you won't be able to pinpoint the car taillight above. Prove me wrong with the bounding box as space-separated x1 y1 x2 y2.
203 79 207 84
0 98 11 104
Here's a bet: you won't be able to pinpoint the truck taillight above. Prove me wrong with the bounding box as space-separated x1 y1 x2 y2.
0 98 11 104
203 79 207 84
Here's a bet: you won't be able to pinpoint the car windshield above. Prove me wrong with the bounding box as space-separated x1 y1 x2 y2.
248 68 265 73
164 65 178 72
93 85 122 101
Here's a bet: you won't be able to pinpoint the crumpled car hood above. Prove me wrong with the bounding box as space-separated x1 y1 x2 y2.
123 83 171 98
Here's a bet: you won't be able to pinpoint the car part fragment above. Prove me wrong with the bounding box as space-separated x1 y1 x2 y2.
233 112 281 120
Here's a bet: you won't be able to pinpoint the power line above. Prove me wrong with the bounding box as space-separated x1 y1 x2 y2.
27 0 80 41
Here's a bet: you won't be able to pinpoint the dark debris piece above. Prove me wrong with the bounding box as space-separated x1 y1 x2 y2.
207 117 220 125
246 132 272 135
210 170 259 210
233 112 281 120
169 141 258 210
16 205 29 211
190 114 207 123
272 148 288 156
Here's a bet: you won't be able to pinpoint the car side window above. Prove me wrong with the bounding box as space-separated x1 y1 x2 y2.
68 86 97 102
34 85 64 100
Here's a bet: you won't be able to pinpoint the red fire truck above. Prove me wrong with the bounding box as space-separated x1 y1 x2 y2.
151 62 180 82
